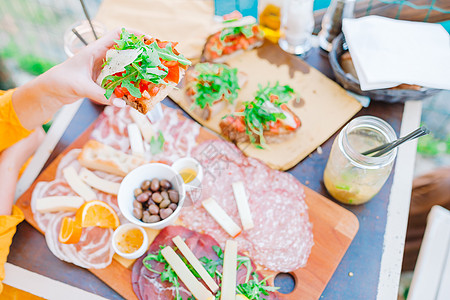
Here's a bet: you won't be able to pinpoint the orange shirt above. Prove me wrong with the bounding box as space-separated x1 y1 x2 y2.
0 89 32 151
0 89 27 293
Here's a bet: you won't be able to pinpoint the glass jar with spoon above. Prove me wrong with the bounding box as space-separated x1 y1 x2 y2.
323 116 398 205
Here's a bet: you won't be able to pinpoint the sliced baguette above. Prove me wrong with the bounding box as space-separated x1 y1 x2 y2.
185 65 248 121
78 140 146 177
201 37 264 63
220 105 300 144
125 68 186 114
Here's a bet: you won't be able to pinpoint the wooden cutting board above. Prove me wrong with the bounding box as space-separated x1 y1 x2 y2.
16 108 359 300
169 43 362 170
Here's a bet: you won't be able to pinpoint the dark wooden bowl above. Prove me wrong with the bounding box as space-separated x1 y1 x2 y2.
328 33 441 103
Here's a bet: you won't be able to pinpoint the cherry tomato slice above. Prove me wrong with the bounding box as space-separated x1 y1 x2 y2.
114 87 124 98
164 65 180 83
149 86 160 97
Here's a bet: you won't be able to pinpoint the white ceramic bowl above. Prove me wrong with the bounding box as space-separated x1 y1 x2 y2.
118 163 186 229
111 223 148 259
171 157 203 192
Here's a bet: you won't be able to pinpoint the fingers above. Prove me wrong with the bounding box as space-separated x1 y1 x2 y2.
84 27 149 55
84 81 127 108
84 81 111 105
112 97 127 108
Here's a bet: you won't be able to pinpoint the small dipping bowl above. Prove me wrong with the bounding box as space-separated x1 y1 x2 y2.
118 163 186 229
112 223 148 259
171 157 203 191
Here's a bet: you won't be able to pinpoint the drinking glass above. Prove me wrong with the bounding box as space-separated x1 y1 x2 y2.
64 20 107 57
278 0 314 55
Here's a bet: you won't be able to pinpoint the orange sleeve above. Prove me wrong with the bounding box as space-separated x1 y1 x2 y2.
0 206 24 294
0 90 33 152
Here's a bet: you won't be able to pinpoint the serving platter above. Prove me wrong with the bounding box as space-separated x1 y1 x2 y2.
16 106 359 300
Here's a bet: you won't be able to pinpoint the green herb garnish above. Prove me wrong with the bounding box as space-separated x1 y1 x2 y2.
254 82 296 105
143 243 277 300
190 63 240 109
143 246 182 300
101 28 191 100
220 24 255 41
225 82 296 148
150 130 165 155
237 273 280 300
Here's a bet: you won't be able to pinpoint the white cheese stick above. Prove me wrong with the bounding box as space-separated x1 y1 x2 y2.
161 246 213 300
35 196 84 213
129 108 154 143
202 198 242 238
221 240 238 300
127 123 145 157
172 236 219 293
79 168 121 195
63 166 97 201
232 182 254 230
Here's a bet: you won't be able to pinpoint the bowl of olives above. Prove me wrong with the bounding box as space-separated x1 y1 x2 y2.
118 163 186 229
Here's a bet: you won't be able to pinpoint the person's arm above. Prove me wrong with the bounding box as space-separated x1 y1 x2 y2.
0 206 24 293
0 128 44 292
0 90 33 151
11 28 130 131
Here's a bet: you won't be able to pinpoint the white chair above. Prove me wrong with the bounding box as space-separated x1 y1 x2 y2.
407 205 450 300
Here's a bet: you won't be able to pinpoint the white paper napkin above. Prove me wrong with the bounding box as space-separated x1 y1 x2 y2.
342 16 450 91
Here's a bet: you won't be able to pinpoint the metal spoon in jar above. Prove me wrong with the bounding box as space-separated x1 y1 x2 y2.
362 126 430 157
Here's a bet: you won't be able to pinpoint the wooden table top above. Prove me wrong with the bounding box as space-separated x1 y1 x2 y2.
9 47 404 299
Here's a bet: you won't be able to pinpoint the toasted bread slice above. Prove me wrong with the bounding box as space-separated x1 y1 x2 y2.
201 21 264 63
124 68 185 114
202 38 264 63
185 64 247 120
78 140 146 176
220 105 300 145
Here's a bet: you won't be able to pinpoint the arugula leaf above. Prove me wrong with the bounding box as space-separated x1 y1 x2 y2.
236 273 280 300
150 130 165 155
143 248 182 300
219 24 256 41
121 79 142 98
225 82 296 148
190 63 240 109
101 28 191 100
199 245 278 300
149 43 191 66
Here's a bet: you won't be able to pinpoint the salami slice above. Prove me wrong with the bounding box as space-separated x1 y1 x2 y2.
180 140 314 272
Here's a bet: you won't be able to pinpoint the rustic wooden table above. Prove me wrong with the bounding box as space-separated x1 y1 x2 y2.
8 47 414 299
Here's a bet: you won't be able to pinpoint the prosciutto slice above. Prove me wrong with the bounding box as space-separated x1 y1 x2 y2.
30 106 200 269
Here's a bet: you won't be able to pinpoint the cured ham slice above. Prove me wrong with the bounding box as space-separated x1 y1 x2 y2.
91 106 200 163
30 106 200 269
132 226 278 300
180 140 314 272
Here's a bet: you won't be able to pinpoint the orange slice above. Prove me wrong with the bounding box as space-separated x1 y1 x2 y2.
59 217 82 244
75 200 120 229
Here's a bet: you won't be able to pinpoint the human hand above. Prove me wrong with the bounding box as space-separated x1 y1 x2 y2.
38 28 146 107
12 28 146 130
